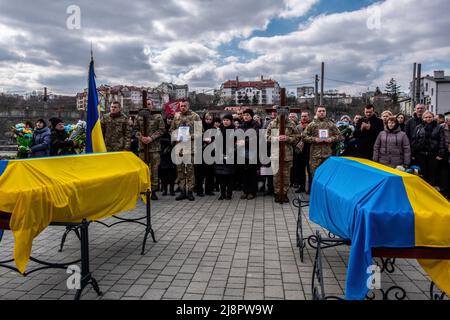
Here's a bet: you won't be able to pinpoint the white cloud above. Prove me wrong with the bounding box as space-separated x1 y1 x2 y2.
0 0 449 96
280 0 319 18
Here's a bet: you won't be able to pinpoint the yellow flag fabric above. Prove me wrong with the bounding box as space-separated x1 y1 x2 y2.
345 157 450 295
0 152 150 273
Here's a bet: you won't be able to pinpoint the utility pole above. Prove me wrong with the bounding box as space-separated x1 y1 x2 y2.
416 63 422 104
43 87 48 118
315 74 319 106
411 63 417 110
320 62 325 106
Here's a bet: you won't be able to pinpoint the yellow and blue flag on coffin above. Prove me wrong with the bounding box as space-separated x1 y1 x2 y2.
310 157 450 300
0 152 150 273
86 56 106 153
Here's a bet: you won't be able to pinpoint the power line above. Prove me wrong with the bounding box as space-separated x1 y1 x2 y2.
283 81 315 87
324 77 371 88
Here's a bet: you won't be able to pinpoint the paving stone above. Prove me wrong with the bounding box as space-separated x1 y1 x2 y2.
0 193 429 301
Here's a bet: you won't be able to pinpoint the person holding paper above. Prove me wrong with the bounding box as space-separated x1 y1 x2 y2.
170 99 201 201
302 106 341 179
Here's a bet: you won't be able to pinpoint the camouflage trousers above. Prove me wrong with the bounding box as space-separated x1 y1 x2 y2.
310 156 328 177
140 151 160 191
177 163 195 191
274 161 293 195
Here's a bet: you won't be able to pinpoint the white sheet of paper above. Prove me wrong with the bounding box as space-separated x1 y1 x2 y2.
177 126 190 142
319 129 329 140
260 166 272 176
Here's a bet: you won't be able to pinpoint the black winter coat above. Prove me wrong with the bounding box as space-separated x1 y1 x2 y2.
50 129 76 156
411 121 446 158
239 119 261 164
160 124 175 169
405 113 423 141
353 115 384 159
215 124 236 175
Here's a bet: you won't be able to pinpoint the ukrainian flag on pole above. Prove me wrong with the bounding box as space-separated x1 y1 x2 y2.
86 52 106 153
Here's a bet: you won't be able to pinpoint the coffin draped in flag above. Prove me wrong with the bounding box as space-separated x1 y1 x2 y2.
0 153 150 273
86 56 106 153
309 157 450 300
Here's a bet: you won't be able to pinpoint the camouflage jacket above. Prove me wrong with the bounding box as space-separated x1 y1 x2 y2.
169 110 202 155
101 112 131 152
302 117 341 159
135 109 165 153
266 117 301 162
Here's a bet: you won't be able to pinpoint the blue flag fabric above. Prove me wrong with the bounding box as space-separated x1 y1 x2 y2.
85 58 106 153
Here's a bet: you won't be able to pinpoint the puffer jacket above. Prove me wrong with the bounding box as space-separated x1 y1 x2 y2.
30 127 51 157
373 127 411 168
411 121 446 158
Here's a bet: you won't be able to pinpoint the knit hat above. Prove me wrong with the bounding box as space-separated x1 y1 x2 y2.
36 118 47 127
49 117 63 128
222 113 233 122
242 108 254 118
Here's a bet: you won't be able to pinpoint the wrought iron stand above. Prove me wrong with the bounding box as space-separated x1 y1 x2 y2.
308 231 408 300
0 219 102 300
292 193 309 262
59 190 156 255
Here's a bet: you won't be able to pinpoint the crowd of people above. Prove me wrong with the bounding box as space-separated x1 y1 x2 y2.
19 100 450 202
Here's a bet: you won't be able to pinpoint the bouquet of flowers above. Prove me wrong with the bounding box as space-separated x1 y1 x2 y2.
334 121 355 156
10 123 34 158
66 120 87 153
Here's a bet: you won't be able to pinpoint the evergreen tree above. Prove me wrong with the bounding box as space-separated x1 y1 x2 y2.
385 78 401 107
252 94 258 105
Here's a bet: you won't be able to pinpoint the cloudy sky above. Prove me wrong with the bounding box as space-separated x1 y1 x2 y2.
0 0 449 95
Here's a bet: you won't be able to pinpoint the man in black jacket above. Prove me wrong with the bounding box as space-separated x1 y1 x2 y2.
353 105 384 160
405 104 426 164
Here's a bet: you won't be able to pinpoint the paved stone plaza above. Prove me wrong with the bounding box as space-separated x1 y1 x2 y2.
0 191 433 300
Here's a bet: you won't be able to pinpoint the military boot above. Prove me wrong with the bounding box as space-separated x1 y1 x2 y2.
187 191 195 201
176 190 187 201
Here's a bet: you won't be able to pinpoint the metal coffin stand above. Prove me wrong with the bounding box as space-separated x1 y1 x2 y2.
59 190 157 255
308 231 450 300
292 193 310 263
292 194 449 300
0 215 101 300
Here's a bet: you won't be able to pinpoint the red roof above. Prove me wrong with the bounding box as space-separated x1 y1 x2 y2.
222 80 277 90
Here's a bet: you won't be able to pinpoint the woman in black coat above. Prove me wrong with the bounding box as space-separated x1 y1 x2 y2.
159 115 176 196
49 118 77 156
215 114 236 200
239 109 261 200
195 112 216 196
411 111 446 186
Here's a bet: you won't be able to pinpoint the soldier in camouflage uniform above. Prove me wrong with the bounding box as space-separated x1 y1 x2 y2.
169 99 202 201
135 99 165 200
101 101 131 152
266 108 301 203
302 106 341 178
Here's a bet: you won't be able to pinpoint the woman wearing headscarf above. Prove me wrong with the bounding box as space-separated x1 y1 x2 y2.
214 114 236 200
194 112 215 196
